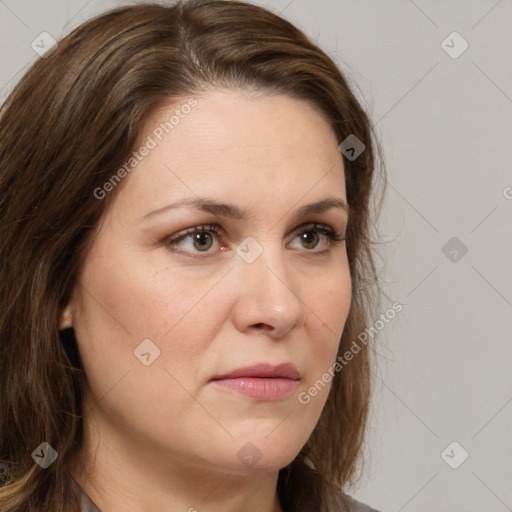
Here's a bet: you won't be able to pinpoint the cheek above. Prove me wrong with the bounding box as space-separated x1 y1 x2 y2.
306 262 351 339
298 266 351 399
73 250 231 392
72 255 230 448
78 248 227 339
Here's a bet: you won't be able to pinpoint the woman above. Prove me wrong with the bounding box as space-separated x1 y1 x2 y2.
0 1 386 510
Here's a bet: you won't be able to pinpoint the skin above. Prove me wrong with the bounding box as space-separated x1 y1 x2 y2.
61 88 351 512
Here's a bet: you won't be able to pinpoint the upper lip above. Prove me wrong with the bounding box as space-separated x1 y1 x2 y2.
211 363 300 381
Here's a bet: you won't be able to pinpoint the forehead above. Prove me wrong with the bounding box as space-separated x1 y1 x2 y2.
113 89 346 218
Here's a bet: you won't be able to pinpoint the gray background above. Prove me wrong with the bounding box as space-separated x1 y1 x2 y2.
1 1 511 511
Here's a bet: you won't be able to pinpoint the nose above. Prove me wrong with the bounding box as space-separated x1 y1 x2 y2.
230 239 306 339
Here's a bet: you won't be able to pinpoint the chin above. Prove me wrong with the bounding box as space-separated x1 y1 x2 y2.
212 456 295 476
204 434 304 475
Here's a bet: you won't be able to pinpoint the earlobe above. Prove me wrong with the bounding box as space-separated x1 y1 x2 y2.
59 305 73 330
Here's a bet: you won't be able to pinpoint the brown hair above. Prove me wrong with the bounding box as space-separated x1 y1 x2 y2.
0 1 386 510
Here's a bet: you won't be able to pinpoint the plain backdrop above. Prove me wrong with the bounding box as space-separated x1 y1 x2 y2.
1 1 511 511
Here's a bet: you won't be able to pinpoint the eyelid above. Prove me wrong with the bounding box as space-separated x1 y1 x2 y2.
164 223 223 242
163 221 346 256
167 221 344 239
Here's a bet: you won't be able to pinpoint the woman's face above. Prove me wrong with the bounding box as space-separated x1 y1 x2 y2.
63 89 351 476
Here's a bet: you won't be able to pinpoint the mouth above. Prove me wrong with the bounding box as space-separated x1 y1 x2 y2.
210 363 301 401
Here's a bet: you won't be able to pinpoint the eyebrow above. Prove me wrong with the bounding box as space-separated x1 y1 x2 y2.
140 196 350 223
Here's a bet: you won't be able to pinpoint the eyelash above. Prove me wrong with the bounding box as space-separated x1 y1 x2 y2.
163 222 346 257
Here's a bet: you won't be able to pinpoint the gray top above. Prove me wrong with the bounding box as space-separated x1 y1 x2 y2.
342 494 382 512
69 473 100 512
68 473 381 512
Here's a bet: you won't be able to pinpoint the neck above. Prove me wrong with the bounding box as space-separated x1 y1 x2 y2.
67 422 283 512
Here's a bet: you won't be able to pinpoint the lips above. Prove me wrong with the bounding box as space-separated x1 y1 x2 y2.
210 362 300 381
210 363 301 401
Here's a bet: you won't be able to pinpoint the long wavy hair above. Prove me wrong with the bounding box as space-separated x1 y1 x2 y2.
0 1 386 510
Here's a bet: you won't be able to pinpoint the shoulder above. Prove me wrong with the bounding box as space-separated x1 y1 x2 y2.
334 492 382 512
67 472 101 512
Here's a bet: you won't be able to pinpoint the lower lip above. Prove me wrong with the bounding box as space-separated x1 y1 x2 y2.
211 377 299 401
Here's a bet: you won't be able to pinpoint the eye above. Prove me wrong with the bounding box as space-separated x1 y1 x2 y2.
163 222 346 257
164 224 224 255
289 223 346 253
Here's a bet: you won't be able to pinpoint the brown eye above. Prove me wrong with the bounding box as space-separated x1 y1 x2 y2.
300 230 321 250
290 223 346 253
164 224 223 255
190 232 214 251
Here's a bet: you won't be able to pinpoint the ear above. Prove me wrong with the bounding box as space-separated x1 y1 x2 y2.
59 303 74 330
